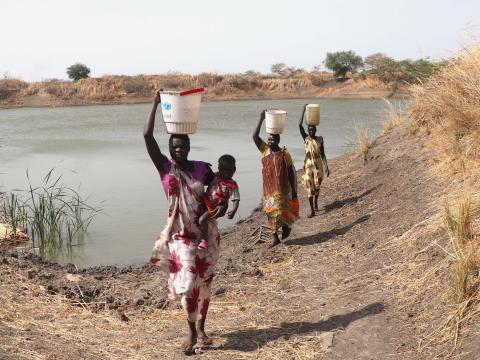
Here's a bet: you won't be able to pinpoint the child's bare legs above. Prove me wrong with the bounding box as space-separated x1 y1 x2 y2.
198 211 211 250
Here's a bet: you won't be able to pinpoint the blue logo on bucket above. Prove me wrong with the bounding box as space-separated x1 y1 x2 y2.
163 102 171 111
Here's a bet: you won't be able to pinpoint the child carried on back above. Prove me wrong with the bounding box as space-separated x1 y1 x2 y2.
198 154 240 249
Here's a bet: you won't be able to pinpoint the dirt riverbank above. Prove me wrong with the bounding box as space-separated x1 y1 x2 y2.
1 125 476 359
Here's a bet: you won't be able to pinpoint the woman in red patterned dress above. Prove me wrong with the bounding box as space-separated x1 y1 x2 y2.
144 91 223 354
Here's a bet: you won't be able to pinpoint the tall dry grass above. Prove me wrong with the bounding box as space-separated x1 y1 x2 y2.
409 44 480 352
410 45 480 169
0 77 27 100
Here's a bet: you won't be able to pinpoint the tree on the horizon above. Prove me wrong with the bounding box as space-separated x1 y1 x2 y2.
243 69 260 77
324 51 363 78
270 63 287 75
364 53 389 71
66 63 91 81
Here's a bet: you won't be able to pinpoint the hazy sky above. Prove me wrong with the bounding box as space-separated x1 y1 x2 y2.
2 0 479 81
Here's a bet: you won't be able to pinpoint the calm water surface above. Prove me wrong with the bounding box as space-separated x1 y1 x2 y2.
0 99 390 267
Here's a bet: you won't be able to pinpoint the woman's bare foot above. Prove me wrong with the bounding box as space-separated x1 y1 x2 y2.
269 233 281 248
182 321 197 355
307 211 315 218
198 333 213 346
182 337 197 355
281 226 291 240
196 318 212 346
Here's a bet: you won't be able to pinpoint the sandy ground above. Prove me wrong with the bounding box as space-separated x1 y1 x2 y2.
1 126 478 359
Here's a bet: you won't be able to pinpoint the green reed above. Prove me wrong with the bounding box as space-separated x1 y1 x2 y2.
1 169 102 260
1 192 27 239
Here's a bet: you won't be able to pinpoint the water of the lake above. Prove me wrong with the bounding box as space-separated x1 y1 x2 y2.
0 98 392 267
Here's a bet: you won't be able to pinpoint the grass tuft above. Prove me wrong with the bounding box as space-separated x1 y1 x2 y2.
444 194 478 303
382 100 406 132
354 122 371 162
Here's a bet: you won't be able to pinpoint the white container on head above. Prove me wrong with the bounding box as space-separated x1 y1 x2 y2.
305 104 320 126
160 88 204 134
265 109 287 134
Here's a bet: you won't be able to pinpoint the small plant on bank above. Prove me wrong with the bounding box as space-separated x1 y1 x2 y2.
1 193 27 240
0 169 102 260
354 121 371 162
405 121 419 136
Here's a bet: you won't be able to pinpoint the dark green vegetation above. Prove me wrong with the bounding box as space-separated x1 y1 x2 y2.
364 52 448 93
323 50 364 78
66 62 91 81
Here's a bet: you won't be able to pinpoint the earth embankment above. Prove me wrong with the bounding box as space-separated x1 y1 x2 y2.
1 125 475 359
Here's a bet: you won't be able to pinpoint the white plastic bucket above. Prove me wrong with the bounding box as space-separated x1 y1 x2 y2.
305 104 320 126
265 109 287 134
160 88 204 134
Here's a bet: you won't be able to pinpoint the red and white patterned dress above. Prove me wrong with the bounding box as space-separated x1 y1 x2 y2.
150 160 220 322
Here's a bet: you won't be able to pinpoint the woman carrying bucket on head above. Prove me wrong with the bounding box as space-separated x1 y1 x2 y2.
144 89 222 355
298 104 330 218
253 109 299 247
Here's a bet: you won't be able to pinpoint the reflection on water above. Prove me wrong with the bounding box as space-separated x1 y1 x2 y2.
0 98 395 267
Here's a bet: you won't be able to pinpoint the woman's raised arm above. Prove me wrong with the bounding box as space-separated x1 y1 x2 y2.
253 110 266 151
144 91 169 175
298 104 307 140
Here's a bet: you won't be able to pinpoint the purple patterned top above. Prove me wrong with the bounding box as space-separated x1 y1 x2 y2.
160 160 214 196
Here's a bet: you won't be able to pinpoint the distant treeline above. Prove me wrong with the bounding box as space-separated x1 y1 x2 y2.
361 52 448 91
0 52 448 105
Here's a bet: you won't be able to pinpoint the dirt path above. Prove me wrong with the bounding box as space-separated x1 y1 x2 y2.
0 127 463 359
